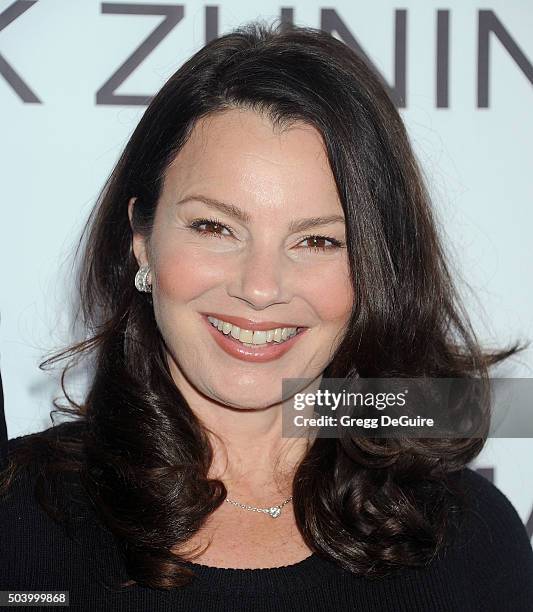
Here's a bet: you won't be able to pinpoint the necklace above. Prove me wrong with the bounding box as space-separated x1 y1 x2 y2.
225 495 293 518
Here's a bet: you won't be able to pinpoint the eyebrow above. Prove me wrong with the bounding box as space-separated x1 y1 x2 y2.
175 194 345 233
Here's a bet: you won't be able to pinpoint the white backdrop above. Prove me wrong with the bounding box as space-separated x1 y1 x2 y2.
1 0 532 538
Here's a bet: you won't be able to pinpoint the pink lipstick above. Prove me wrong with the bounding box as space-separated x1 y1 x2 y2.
201 314 308 363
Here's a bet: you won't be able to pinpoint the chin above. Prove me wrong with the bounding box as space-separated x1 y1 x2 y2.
211 387 282 411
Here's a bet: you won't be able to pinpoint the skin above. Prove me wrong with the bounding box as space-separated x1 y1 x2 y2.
129 108 353 565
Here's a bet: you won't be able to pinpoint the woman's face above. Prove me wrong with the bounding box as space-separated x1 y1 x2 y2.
131 108 353 410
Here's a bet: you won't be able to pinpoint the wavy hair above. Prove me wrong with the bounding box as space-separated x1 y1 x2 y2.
1 19 527 589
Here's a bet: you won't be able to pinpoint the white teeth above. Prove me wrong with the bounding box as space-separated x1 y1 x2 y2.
239 329 254 344
206 316 300 346
252 330 267 345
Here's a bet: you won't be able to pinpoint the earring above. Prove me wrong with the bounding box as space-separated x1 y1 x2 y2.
134 264 152 293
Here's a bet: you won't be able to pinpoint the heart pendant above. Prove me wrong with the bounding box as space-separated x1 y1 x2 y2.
268 506 281 518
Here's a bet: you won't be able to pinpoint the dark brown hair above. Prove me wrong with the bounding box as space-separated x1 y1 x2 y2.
1 19 527 589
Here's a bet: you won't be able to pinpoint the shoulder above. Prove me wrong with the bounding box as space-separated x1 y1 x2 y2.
5 419 87 449
2 419 86 461
1 419 88 510
452 466 531 548
0 419 88 519
0 420 121 590
446 466 533 609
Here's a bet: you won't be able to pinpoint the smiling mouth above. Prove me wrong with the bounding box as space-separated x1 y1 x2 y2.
202 314 309 362
205 315 305 346
212 323 307 347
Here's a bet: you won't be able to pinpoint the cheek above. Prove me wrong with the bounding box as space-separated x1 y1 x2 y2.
153 241 226 301
303 264 354 324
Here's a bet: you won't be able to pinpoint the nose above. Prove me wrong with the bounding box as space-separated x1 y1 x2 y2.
226 243 293 309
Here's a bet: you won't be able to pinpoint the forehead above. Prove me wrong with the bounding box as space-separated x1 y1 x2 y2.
161 107 342 218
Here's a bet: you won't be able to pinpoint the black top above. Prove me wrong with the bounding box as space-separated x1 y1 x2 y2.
1 423 532 612
0 371 7 467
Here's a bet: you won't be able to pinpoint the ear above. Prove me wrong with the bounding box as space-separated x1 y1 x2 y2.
128 197 149 267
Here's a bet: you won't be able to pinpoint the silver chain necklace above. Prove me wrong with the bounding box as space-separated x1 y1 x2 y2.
225 495 293 518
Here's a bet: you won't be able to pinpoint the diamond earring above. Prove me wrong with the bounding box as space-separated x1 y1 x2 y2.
134 264 152 293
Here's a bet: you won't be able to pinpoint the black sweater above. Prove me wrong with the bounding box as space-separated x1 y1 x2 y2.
1 425 532 612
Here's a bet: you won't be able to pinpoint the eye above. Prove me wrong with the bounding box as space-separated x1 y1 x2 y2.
188 217 233 238
298 235 345 253
187 219 345 253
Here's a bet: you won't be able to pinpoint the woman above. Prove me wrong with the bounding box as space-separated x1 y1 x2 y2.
1 20 532 612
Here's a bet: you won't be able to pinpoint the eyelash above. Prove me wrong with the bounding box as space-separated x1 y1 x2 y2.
187 217 345 252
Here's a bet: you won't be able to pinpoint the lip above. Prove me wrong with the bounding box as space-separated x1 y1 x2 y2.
201 314 308 363
200 312 307 332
